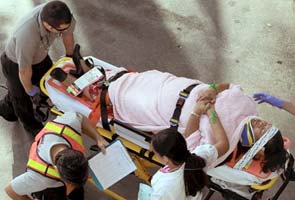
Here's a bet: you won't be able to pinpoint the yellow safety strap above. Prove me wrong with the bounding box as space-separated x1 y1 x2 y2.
45 122 83 147
27 159 60 179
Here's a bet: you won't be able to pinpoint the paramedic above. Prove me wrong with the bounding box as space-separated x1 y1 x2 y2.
0 1 75 135
146 99 229 200
5 112 108 200
253 93 295 116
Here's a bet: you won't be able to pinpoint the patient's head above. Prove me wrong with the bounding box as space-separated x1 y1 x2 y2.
240 117 288 172
151 128 207 196
251 118 272 140
240 117 272 147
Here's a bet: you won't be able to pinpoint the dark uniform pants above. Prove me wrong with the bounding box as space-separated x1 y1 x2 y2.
0 52 52 135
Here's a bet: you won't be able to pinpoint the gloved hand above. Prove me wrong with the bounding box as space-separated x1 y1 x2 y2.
27 85 42 105
27 85 40 97
253 93 284 108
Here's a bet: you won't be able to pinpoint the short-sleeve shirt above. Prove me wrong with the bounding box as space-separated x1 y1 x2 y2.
10 112 83 196
150 144 218 200
5 3 75 68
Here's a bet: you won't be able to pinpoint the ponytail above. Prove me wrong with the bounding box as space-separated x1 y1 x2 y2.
184 152 207 196
152 128 208 197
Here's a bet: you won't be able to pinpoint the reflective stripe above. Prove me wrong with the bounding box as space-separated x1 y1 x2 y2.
27 159 60 179
45 122 83 146
63 127 83 146
27 121 84 181
45 122 63 132
47 166 61 178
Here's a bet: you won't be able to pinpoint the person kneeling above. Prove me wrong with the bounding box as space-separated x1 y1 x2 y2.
5 112 108 200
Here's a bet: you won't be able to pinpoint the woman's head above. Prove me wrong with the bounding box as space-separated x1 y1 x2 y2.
251 118 272 140
152 128 188 165
152 128 207 196
55 149 88 187
240 117 272 147
240 117 288 172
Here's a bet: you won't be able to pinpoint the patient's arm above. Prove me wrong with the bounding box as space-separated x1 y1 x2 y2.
207 105 229 158
183 99 210 138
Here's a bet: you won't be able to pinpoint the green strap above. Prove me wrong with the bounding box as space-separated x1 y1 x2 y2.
209 81 218 94
209 109 217 124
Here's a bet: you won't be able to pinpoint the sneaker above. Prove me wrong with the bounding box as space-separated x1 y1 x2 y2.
0 100 18 122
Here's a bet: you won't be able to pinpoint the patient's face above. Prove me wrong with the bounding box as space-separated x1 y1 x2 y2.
251 119 272 140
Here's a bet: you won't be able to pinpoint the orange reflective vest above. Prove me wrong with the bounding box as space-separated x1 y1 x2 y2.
27 121 85 181
226 147 271 179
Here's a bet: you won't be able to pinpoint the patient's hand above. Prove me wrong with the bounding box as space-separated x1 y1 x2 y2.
206 103 216 114
198 88 217 104
193 99 211 115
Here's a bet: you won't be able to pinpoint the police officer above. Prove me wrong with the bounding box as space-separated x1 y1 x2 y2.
0 1 75 135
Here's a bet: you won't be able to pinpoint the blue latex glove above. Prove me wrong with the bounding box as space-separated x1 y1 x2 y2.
27 85 40 97
27 85 42 106
253 93 284 108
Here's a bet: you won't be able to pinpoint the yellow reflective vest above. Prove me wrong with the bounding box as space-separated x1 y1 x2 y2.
27 121 85 180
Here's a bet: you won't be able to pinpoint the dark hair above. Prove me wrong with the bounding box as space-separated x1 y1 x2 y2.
41 1 72 28
263 131 288 172
230 131 288 173
55 148 88 186
152 128 207 196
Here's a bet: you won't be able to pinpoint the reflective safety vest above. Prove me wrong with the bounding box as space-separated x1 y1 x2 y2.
27 121 85 181
226 147 271 179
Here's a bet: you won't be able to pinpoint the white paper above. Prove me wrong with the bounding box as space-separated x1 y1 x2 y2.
89 140 137 190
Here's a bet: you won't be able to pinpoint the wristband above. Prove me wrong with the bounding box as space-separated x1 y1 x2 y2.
191 111 201 118
209 109 218 124
209 81 218 94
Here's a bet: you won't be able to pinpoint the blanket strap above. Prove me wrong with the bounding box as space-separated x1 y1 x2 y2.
100 70 129 131
170 83 199 130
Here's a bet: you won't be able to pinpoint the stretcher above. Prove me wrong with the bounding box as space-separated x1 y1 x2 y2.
40 57 295 200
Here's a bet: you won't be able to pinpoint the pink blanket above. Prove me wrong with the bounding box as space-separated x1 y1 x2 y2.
109 70 258 167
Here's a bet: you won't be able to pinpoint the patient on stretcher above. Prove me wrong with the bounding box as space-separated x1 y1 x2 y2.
45 46 289 175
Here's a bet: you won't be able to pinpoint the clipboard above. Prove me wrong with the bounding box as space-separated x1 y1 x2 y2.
88 140 137 190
